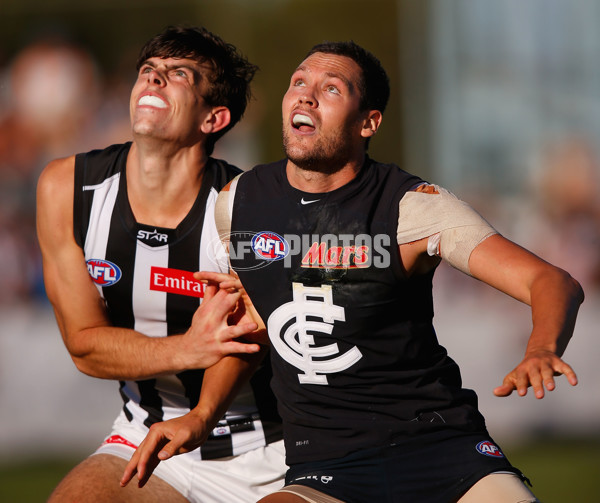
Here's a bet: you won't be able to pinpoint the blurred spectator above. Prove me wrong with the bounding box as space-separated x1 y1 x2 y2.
520 138 600 293
0 35 131 305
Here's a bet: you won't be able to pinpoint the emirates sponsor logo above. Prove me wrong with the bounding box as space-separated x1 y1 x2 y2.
150 267 205 298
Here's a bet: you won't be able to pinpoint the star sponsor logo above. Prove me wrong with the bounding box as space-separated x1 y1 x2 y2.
137 228 169 245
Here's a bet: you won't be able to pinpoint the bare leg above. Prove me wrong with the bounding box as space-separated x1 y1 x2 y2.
457 473 539 503
47 454 189 503
258 484 345 503
258 494 309 503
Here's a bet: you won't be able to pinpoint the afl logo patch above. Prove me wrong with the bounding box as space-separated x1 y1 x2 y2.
86 259 122 286
476 440 504 458
251 231 289 261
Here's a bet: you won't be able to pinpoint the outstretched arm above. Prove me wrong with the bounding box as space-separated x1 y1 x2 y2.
468 234 583 398
398 184 584 399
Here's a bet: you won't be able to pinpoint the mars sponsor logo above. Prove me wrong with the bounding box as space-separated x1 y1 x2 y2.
476 440 504 458
223 232 391 270
301 242 369 269
291 234 390 269
150 267 204 298
87 259 122 286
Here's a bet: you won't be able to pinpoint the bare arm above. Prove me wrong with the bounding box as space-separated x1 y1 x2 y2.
121 272 269 488
120 351 267 488
399 205 583 399
36 157 260 380
468 234 583 398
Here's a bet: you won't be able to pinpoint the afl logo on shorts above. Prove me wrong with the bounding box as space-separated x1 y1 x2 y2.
251 231 289 261
86 259 122 286
476 440 504 458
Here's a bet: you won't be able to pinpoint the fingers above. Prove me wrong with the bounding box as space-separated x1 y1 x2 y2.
120 449 140 487
516 368 533 397
202 282 218 302
159 426 197 460
195 271 244 293
218 279 243 291
120 440 155 489
493 377 516 397
225 341 261 355
195 271 237 284
494 354 578 399
200 288 242 321
201 290 260 347
120 429 185 489
556 360 578 387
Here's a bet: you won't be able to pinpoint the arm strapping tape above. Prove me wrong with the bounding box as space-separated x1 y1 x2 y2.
214 174 242 266
396 185 498 275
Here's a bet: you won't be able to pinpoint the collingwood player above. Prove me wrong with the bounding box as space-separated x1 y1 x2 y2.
122 41 583 502
36 26 285 503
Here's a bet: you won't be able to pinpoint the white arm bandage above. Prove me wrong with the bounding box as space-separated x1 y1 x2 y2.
214 173 241 246
214 173 243 272
396 185 498 275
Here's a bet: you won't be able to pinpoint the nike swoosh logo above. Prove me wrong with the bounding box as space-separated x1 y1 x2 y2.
301 198 320 205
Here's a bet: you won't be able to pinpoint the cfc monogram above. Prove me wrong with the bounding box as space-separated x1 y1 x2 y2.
268 283 363 384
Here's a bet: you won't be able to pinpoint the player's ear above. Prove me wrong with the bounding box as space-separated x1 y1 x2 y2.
200 106 231 135
360 110 382 139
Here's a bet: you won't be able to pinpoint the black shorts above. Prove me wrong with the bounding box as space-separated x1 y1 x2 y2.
284 429 526 503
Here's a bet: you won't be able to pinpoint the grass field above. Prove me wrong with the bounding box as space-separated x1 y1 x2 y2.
0 437 598 502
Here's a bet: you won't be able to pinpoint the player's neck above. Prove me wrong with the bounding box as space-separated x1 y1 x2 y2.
285 156 364 194
126 141 207 228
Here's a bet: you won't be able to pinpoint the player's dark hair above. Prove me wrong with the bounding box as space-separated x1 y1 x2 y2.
136 25 258 154
305 41 389 114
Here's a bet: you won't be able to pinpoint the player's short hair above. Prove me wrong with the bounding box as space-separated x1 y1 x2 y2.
136 25 258 154
305 41 389 114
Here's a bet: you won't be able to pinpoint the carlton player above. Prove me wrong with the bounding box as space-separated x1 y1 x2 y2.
36 26 285 503
123 41 583 502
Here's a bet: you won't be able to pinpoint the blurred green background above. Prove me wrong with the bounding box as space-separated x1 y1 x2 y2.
1 1 599 502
